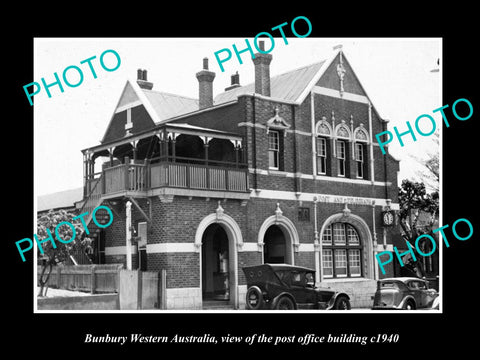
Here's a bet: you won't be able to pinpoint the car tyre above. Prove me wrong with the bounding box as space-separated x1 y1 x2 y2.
333 295 351 310
403 299 416 310
275 296 295 310
246 286 263 310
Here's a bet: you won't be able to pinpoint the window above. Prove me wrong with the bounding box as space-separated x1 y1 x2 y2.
298 207 310 221
333 223 346 245
322 249 333 277
336 140 346 176
291 271 303 286
335 249 347 277
316 137 327 175
268 130 280 170
349 249 361 276
322 225 332 245
322 223 363 278
355 143 364 178
408 281 427 290
353 126 369 180
380 281 400 290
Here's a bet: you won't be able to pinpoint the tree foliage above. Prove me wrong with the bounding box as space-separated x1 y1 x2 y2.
413 131 439 193
397 179 439 277
37 209 94 296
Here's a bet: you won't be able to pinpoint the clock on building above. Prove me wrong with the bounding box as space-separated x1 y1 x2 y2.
382 210 395 226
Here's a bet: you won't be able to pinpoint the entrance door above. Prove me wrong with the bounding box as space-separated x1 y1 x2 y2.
263 225 291 264
201 224 230 301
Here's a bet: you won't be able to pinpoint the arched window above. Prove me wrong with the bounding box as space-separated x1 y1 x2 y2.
322 223 362 278
335 123 351 177
353 126 369 179
315 119 333 175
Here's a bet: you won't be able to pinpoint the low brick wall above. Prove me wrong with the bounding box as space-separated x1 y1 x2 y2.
320 279 377 308
37 294 119 310
165 288 202 310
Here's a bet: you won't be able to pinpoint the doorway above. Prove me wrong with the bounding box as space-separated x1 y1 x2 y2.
201 224 230 301
263 225 291 264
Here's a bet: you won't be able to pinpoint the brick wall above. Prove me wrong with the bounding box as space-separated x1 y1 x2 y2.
240 89 399 203
294 251 315 269
320 279 377 308
238 252 262 285
169 101 243 135
316 53 365 96
103 104 155 143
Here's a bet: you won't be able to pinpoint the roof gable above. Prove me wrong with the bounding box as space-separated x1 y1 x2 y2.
98 48 386 145
101 80 200 144
213 49 347 105
316 51 368 97
213 49 382 111
117 80 140 109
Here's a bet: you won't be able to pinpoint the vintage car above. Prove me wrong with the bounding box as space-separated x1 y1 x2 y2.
242 264 351 310
372 277 439 310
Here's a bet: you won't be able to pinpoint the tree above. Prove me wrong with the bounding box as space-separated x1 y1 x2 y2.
37 209 93 297
397 179 439 277
413 131 439 193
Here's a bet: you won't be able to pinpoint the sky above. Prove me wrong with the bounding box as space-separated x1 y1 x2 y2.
34 37 441 197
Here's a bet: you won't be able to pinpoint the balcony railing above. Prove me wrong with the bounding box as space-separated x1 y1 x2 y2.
85 160 249 201
150 162 248 192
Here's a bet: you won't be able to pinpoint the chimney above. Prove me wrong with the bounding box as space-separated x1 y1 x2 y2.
136 68 153 90
224 71 241 91
196 57 216 109
252 41 272 96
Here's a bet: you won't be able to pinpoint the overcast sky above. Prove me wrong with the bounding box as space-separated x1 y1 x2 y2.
34 38 441 197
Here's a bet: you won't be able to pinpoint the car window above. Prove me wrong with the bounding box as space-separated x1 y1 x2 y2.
292 272 302 285
408 281 426 290
416 281 426 290
305 272 314 285
380 282 399 289
276 271 285 281
280 271 292 285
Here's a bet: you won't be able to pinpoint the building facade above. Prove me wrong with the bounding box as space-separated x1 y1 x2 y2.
77 44 401 309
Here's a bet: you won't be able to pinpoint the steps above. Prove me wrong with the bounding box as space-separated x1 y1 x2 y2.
202 300 235 310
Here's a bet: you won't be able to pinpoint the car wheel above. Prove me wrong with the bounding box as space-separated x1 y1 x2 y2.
403 300 416 310
246 286 263 310
333 296 351 310
275 296 295 310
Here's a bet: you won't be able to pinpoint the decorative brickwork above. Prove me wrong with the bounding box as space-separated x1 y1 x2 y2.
86 48 401 309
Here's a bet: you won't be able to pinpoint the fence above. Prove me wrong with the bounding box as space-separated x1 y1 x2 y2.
119 269 166 310
37 265 166 310
38 264 123 294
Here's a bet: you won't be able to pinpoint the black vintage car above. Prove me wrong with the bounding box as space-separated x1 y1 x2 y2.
372 277 439 310
243 264 351 310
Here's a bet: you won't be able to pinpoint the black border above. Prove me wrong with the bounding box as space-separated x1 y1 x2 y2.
8 4 478 354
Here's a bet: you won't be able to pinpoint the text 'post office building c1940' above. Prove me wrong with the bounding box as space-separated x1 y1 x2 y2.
77 43 401 309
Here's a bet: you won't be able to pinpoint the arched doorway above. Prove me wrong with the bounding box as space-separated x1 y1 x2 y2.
258 210 299 266
201 224 230 301
263 225 291 264
195 210 243 308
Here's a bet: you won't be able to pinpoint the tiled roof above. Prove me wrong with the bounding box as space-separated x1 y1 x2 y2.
141 89 199 123
214 60 326 105
135 60 327 126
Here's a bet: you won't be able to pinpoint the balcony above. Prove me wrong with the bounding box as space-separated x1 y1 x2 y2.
80 123 250 213
82 157 249 213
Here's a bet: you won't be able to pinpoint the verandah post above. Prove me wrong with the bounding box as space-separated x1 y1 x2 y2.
125 156 130 191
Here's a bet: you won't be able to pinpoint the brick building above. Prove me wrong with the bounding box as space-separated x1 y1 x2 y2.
77 44 401 309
